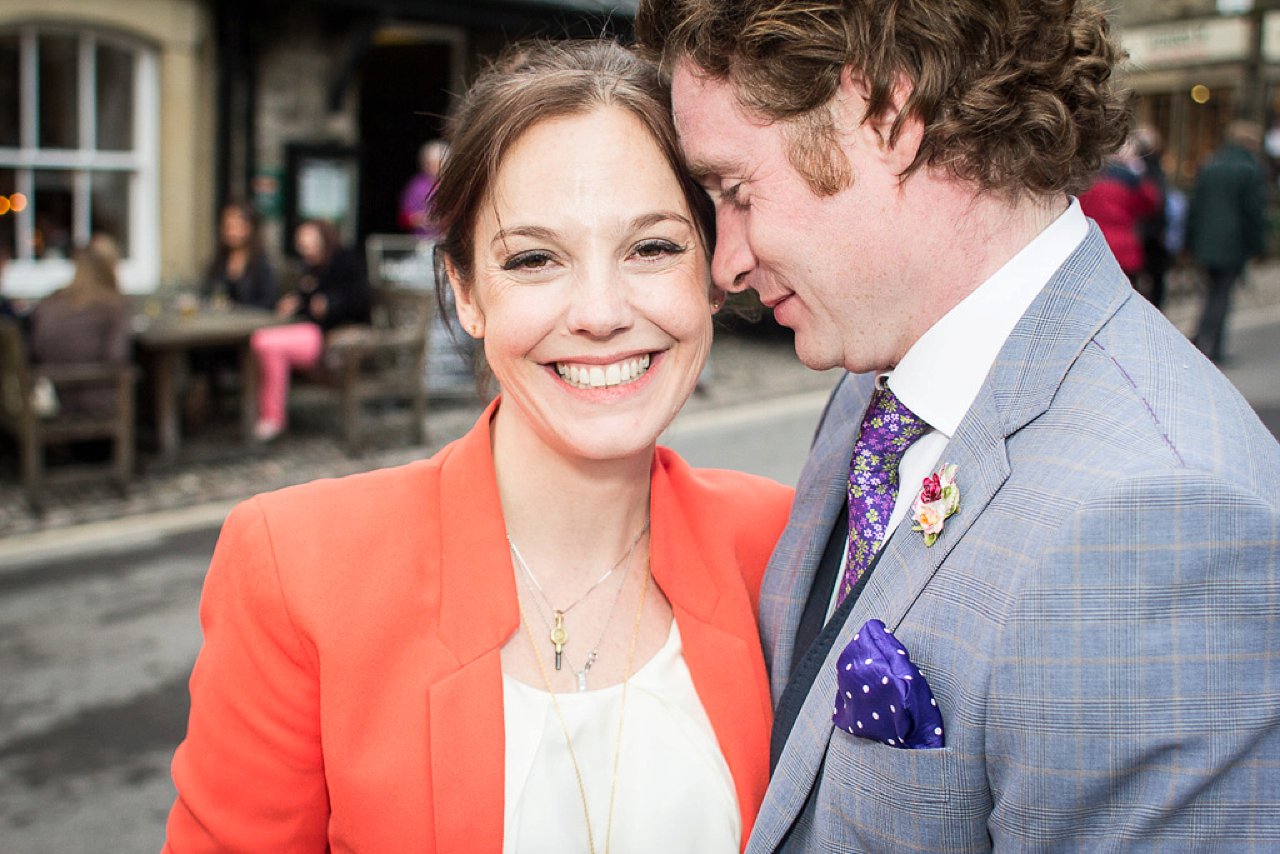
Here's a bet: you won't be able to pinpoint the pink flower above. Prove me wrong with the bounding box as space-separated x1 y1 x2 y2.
911 464 960 547
919 473 942 503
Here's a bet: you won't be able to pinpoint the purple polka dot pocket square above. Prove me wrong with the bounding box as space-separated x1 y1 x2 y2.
832 619 945 749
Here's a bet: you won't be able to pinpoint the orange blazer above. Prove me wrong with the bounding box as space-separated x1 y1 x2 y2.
165 402 793 853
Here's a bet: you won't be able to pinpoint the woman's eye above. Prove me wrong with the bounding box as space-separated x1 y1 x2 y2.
633 239 687 260
502 251 554 271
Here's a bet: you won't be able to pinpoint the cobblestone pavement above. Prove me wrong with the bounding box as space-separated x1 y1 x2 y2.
2 260 1277 541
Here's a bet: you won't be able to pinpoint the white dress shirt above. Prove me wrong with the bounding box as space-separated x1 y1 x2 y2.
827 199 1088 619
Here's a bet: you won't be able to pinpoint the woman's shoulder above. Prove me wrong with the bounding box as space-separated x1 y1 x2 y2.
252 455 443 524
654 446 793 531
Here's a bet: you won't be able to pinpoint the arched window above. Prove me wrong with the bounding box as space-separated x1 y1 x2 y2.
0 25 158 294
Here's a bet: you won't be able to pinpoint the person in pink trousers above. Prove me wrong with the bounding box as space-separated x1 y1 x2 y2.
252 219 371 441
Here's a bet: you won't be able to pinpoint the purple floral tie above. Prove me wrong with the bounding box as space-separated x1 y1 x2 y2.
839 386 929 605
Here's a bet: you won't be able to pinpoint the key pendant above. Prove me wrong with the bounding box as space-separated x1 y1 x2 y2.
550 610 568 671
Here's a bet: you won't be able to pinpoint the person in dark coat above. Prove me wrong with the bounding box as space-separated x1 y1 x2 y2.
1184 120 1269 363
28 234 131 417
1134 125 1172 309
201 202 279 310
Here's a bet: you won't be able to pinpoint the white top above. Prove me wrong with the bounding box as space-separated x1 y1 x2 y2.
502 622 740 854
827 199 1088 619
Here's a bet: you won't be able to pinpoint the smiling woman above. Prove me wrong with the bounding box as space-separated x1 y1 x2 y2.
450 106 712 462
164 39 793 854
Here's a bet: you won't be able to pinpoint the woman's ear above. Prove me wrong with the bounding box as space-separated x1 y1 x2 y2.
445 255 485 338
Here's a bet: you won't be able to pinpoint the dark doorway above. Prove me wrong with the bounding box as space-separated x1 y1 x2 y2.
358 39 453 246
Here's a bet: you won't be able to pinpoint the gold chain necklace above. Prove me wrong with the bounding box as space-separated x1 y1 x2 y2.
517 557 651 854
509 522 648 671
516 537 639 691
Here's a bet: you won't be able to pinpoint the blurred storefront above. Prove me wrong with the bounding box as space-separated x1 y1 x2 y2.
1119 1 1280 185
0 0 634 298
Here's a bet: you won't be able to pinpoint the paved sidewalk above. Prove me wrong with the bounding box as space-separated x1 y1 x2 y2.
2 260 1277 544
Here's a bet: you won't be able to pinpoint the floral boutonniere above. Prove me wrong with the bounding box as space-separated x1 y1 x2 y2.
911 464 960 547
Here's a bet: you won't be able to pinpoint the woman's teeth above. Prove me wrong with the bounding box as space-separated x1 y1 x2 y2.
555 354 652 389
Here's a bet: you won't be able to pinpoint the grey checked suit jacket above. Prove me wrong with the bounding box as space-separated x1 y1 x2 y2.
749 226 1280 852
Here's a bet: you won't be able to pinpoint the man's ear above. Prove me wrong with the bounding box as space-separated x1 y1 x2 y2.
445 255 485 338
839 67 922 175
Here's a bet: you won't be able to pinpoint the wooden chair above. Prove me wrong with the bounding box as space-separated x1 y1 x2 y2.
300 285 435 454
0 318 138 514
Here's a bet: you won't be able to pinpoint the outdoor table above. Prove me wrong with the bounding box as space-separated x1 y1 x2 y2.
133 305 281 463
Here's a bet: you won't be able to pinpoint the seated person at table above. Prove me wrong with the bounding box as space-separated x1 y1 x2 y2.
1 246 30 324
250 219 371 442
28 234 130 418
201 202 279 310
186 202 280 426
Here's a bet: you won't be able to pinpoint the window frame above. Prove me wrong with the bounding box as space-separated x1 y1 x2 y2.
0 24 159 297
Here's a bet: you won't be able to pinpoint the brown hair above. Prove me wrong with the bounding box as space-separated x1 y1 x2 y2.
295 218 342 268
636 0 1132 197
59 234 123 308
430 38 715 309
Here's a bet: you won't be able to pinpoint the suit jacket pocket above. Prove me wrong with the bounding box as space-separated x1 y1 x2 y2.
824 729 952 808
814 730 990 854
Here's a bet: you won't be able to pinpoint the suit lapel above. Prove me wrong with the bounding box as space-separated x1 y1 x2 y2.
759 373 871 701
754 225 1134 853
429 401 518 854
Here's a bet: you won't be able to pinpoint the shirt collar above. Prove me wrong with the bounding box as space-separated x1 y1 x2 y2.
887 198 1087 436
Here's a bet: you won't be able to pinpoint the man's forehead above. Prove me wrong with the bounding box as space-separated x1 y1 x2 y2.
671 61 764 178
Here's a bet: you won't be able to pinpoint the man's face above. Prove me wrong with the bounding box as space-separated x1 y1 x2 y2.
672 59 917 373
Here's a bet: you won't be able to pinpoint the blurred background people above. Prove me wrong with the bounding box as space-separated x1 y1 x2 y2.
1134 125 1173 310
398 139 448 238
1079 133 1162 290
1184 119 1269 364
185 202 281 428
250 218 371 442
28 234 130 417
201 202 279 310
0 246 28 323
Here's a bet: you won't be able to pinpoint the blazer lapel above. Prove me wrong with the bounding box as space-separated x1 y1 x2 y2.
759 373 871 702
429 401 519 854
756 225 1134 853
650 454 775 836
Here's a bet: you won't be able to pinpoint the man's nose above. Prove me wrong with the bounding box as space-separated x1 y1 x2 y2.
710 207 756 293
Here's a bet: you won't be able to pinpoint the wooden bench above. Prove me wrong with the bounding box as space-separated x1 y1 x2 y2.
0 318 138 514
298 285 435 454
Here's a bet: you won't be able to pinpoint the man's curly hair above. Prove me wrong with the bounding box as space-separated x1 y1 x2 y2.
635 0 1131 197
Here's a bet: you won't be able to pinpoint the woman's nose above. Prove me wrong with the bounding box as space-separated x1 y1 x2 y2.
566 267 634 337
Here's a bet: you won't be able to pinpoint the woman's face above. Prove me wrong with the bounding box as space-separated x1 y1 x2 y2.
294 223 324 266
453 106 714 463
220 208 252 249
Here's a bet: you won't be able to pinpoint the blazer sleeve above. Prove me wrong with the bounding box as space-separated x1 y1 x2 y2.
984 469 1280 847
165 498 329 853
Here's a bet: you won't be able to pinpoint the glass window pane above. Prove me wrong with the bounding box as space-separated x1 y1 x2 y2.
0 168 15 260
0 34 18 147
95 43 134 151
90 170 130 255
33 170 74 260
38 34 78 150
